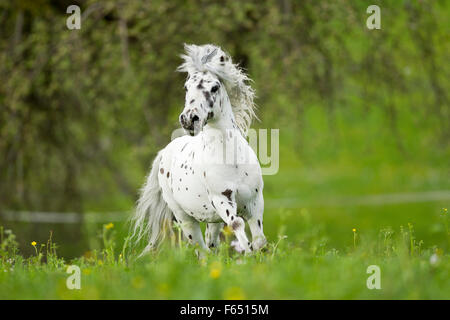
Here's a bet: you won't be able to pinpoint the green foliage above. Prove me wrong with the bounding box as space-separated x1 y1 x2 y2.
0 0 448 212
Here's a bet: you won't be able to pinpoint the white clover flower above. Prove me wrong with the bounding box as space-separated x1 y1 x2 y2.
430 253 439 266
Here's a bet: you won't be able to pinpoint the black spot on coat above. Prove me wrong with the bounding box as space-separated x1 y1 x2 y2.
231 220 240 230
222 189 232 201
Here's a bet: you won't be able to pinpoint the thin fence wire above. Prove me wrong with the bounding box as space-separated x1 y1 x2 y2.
0 210 129 223
1 190 448 223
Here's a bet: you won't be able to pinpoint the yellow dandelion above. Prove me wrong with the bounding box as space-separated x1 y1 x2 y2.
443 208 448 213
223 225 233 237
31 241 38 255
157 282 169 295
82 268 91 275
210 268 221 279
105 222 114 230
209 261 221 279
352 228 356 232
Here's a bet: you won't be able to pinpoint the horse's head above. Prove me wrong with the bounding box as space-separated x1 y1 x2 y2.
179 71 222 136
177 44 257 137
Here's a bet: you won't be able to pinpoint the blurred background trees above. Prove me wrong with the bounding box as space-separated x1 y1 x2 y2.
0 0 448 216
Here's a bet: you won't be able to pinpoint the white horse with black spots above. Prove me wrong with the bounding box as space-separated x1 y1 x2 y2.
131 44 266 256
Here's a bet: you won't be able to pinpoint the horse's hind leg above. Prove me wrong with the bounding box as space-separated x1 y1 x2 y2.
160 189 208 253
205 222 224 249
173 209 209 259
177 215 208 253
247 192 267 250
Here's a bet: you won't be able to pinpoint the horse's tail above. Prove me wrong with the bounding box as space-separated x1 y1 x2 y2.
130 151 172 255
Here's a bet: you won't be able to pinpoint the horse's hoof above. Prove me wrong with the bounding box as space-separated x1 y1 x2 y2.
252 237 267 251
231 240 245 254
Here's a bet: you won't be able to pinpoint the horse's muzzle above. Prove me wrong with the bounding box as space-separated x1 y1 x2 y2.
180 113 200 135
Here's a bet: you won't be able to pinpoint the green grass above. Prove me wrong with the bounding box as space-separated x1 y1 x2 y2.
1 159 449 299
1 205 449 299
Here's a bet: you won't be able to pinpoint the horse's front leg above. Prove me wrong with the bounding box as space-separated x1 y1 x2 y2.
247 191 267 250
210 192 251 253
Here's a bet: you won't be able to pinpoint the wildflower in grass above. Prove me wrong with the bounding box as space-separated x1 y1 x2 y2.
440 208 449 238
430 248 443 266
157 283 169 296
210 268 221 279
271 235 287 259
105 222 114 230
430 253 439 266
224 287 246 300
352 228 357 249
82 268 91 275
31 241 38 255
209 261 221 279
408 223 416 256
223 225 233 237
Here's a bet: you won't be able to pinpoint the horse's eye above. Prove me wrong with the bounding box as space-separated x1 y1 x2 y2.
211 85 219 93
184 85 188 92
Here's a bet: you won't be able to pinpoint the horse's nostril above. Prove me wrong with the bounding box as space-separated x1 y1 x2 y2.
192 115 199 122
180 114 186 124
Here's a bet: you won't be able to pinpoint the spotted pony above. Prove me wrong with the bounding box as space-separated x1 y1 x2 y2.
131 44 266 256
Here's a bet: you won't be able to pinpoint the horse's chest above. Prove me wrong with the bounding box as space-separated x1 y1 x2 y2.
170 152 221 222
166 134 259 223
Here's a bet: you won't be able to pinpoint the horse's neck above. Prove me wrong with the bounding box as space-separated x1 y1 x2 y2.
204 93 238 135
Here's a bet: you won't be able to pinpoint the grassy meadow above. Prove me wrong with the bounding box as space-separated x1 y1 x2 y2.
0 205 449 300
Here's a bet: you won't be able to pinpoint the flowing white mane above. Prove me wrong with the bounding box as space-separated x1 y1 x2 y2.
177 44 257 136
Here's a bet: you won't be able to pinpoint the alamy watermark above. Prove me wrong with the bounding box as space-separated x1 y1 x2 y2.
366 5 381 30
366 265 381 290
66 5 81 30
171 128 279 175
66 265 81 289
